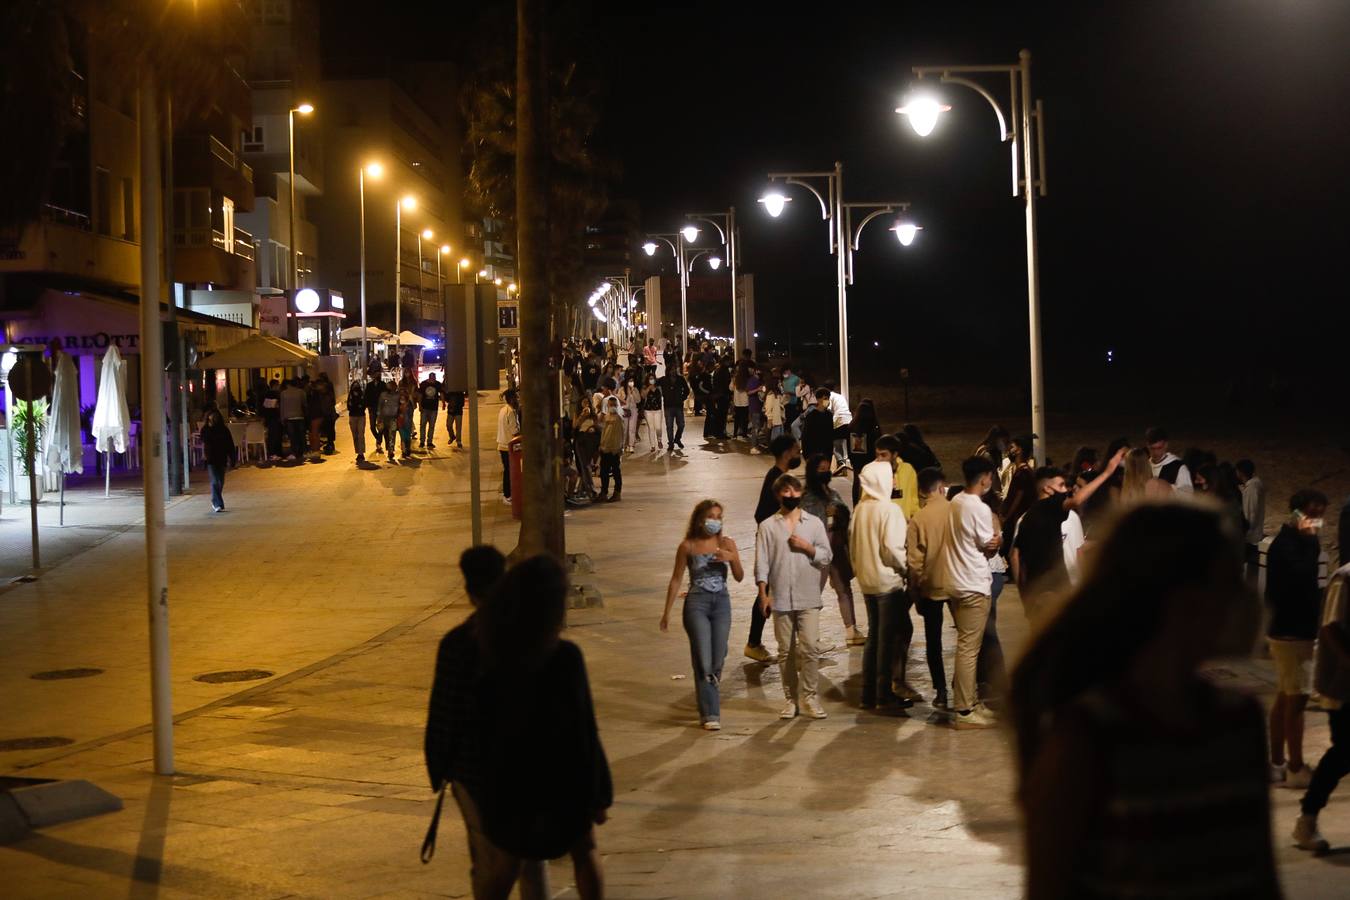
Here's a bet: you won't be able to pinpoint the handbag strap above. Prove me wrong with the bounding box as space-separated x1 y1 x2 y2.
420 784 447 864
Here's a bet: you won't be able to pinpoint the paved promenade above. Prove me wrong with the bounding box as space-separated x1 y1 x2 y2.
0 401 1345 898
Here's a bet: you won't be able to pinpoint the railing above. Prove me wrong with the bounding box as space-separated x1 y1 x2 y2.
233 227 254 261
240 161 253 183
41 203 92 231
179 226 254 260
208 135 236 169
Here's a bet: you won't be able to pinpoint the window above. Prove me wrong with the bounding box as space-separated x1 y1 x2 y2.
121 177 134 240
243 123 264 153
94 168 111 236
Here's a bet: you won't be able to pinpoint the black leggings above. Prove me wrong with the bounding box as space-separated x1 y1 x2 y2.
1302 705 1350 816
916 596 948 698
500 450 511 498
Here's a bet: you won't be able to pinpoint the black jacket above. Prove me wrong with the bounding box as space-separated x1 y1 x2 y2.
659 374 689 408
1266 524 1323 640
347 384 368 417
201 422 236 468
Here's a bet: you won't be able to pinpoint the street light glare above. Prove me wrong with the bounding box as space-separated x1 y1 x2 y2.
401 195 417 210
758 191 790 218
421 228 433 240
681 225 700 243
708 256 722 270
296 103 314 115
440 244 451 254
364 162 384 178
896 95 951 137
642 241 658 256
494 278 503 286
459 258 471 268
892 221 923 246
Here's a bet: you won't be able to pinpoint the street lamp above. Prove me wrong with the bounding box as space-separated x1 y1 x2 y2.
760 163 914 401
436 244 449 317
357 161 384 373
457 257 470 284
416 228 433 328
680 225 700 243
686 209 740 356
287 103 314 289
891 222 922 246
395 195 416 339
901 48 1047 459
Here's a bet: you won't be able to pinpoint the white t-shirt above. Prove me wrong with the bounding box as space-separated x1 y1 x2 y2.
943 492 995 596
1062 509 1085 585
1150 452 1193 493
828 392 852 428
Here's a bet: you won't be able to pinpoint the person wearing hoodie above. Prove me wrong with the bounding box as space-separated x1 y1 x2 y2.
802 454 863 646
850 460 911 710
906 467 952 708
1145 426 1194 493
346 377 369 465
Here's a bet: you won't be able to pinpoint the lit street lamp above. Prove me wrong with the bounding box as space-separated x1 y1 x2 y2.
685 209 739 357
641 230 698 348
358 161 384 373
287 103 314 288
457 257 470 284
900 48 1047 459
417 227 433 326
760 163 916 401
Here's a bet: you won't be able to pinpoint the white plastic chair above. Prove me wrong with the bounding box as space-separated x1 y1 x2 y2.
243 422 266 463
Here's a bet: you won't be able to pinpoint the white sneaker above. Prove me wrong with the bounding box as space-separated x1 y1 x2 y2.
1293 814 1330 853
802 698 827 719
1284 765 1314 789
953 705 998 729
702 720 721 732
779 700 798 719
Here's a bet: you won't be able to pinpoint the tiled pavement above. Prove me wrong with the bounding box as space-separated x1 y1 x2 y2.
1 402 1346 898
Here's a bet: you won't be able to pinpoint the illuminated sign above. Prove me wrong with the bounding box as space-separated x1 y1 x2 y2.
295 288 321 313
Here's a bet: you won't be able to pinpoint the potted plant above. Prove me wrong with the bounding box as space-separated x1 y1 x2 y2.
14 398 47 501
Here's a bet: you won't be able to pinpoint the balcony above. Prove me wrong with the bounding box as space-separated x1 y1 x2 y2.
174 134 255 210
0 204 139 288
172 225 256 288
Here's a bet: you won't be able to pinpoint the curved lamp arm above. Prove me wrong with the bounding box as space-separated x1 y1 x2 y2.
850 204 909 250
782 178 829 221
688 215 727 245
936 75 1011 142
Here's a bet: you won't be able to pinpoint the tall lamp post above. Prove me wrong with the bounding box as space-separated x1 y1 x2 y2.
287 103 314 288
458 257 470 284
358 161 384 374
899 48 1047 460
642 224 699 351
395 194 416 340
759 163 917 401
686 209 738 357
417 227 433 329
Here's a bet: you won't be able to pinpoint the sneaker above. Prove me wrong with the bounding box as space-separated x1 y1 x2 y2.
953 705 998 729
744 644 773 663
891 680 924 704
211 504 222 513
779 700 798 720
609 492 621 503
845 626 867 647
427 443 436 450
1284 765 1314 789
501 495 512 505
802 698 827 719
932 693 950 711
1293 815 1330 853
1269 763 1287 784
702 720 721 732
750 447 762 455
285 454 297 461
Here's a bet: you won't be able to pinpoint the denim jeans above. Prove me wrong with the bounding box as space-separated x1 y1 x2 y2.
977 573 1008 699
207 463 225 509
348 415 366 459
916 596 949 701
683 589 731 722
770 424 784 442
419 406 438 446
665 405 685 445
446 412 463 445
862 591 904 706
285 418 307 457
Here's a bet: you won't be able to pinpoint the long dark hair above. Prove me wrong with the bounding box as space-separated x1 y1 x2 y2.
1009 503 1243 783
852 398 878 433
805 452 833 497
477 555 568 673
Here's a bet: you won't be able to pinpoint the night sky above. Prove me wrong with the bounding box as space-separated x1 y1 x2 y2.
326 0 1350 396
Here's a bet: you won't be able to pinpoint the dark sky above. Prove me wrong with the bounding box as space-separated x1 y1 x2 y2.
327 0 1350 391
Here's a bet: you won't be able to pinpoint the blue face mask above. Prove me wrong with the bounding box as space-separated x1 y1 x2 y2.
704 518 723 536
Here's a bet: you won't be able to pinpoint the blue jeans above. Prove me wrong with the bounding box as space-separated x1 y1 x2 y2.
665 404 685 445
977 573 1008 696
862 591 904 706
207 463 225 509
770 424 784 442
683 589 731 722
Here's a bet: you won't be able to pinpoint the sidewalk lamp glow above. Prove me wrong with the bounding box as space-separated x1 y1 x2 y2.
439 244 450 255
896 95 952 137
592 307 607 322
681 225 700 243
642 241 658 256
508 283 517 294
421 228 433 240
296 102 314 115
494 278 502 286
758 191 790 218
891 221 923 246
364 161 384 178
459 257 471 269
477 270 488 279
708 256 722 270
400 195 416 211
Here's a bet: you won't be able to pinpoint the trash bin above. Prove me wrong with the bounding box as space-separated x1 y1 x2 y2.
509 437 523 521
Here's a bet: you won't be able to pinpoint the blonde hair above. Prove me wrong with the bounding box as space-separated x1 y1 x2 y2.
1120 447 1154 504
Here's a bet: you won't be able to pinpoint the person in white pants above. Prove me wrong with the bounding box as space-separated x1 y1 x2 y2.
640 374 665 451
618 376 641 452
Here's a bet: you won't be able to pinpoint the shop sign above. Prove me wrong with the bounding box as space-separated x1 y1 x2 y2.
12 333 140 351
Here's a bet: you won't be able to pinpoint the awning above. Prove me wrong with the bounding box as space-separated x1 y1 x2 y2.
197 334 317 369
394 330 434 348
340 325 394 342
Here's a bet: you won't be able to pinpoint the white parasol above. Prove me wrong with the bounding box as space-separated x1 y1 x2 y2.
394 330 434 348
92 345 131 497
43 352 83 522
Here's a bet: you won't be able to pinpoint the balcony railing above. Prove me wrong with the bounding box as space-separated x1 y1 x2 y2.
178 225 254 260
208 135 235 169
240 161 253 183
41 203 92 231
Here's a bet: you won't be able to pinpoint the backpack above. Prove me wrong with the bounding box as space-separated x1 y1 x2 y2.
378 390 401 418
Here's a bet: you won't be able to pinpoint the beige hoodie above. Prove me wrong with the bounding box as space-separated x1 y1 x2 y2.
849 460 909 595
906 492 951 599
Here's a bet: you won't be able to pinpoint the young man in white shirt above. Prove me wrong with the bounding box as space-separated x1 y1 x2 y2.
936 456 1002 728
1236 459 1266 580
495 389 520 503
1145 426 1193 493
756 473 834 720
825 384 852 473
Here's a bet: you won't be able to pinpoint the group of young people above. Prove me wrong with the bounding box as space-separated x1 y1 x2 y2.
342 370 469 466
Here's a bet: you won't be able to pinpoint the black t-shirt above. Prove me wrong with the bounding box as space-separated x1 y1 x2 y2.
755 466 783 524
582 360 601 390
1266 524 1322 639
1015 494 1072 591
419 381 442 410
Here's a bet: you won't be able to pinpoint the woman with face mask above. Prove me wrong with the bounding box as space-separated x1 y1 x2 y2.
661 500 745 730
641 374 665 452
802 454 864 646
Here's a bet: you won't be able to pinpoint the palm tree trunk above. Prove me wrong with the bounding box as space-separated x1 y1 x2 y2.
515 0 563 558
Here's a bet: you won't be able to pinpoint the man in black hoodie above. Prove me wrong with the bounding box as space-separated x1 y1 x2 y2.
365 377 388 456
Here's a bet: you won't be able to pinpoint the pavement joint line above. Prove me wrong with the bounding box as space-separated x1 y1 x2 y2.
13 588 469 773
0 493 195 598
